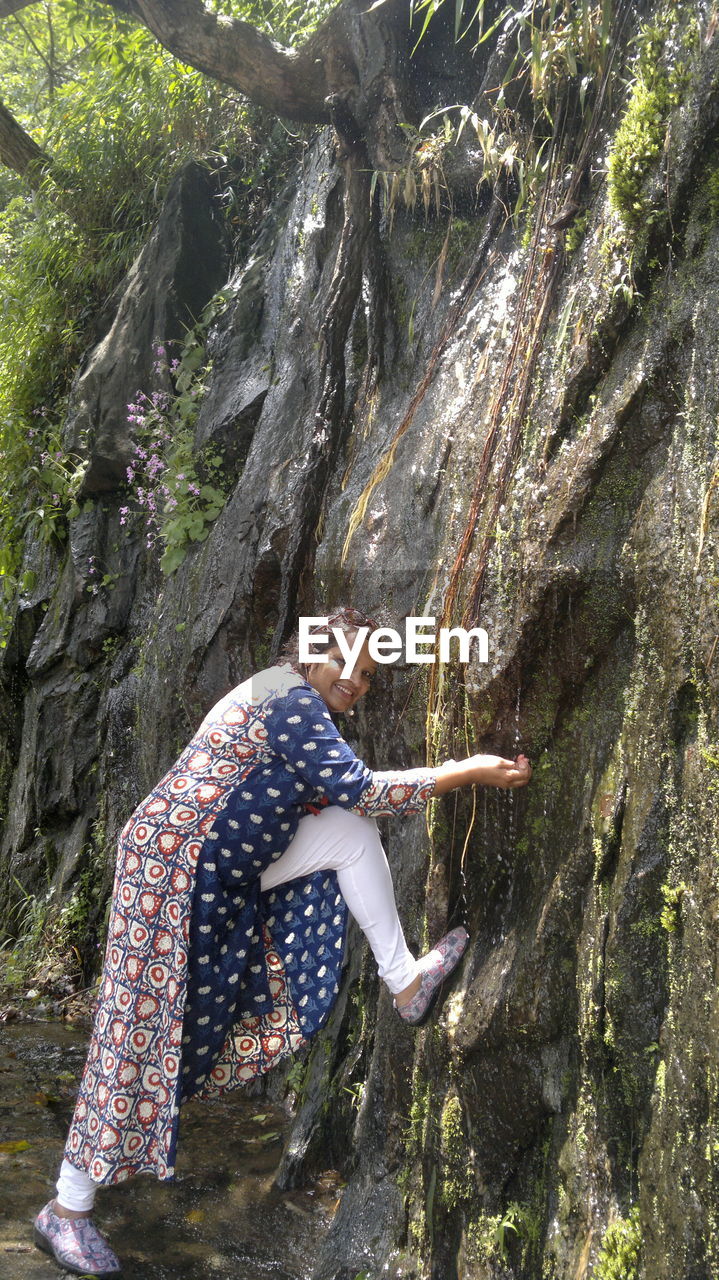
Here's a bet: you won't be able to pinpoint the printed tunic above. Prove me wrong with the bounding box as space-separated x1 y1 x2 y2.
65 664 437 1185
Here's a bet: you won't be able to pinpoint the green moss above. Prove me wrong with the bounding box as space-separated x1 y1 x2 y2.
464 1202 536 1267
705 167 719 222
660 880 688 932
607 3 695 229
464 1213 506 1265
408 1078 431 1153
439 1092 473 1210
564 210 591 254
655 1058 666 1103
593 1206 642 1280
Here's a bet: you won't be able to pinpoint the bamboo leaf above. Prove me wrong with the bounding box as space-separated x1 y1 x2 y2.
454 0 465 42
411 1 439 56
469 3 513 47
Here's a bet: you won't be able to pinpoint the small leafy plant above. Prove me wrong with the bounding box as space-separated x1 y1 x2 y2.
123 330 228 575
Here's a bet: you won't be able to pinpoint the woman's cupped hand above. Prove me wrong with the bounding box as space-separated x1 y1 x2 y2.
434 753 532 795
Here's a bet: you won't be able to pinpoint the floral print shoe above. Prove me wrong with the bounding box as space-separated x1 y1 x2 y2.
395 925 470 1026
34 1200 122 1278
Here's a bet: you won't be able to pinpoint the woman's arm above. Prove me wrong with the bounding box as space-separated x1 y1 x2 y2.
263 685 531 816
263 685 436 816
433 753 532 794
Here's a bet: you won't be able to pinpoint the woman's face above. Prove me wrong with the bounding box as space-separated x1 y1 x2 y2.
305 633 378 714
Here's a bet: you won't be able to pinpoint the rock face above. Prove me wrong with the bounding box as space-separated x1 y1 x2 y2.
1 4 719 1278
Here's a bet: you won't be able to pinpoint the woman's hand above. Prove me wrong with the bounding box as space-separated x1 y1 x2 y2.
433 753 532 795
468 753 532 789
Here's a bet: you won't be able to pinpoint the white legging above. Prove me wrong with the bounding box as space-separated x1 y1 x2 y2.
57 806 418 1210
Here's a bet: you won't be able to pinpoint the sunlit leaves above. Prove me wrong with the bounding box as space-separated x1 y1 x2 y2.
0 0 325 641
205 0 336 44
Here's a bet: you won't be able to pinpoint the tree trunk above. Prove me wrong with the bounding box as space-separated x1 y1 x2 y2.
0 98 49 186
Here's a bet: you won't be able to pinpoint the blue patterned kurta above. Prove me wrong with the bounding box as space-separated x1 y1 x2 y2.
65 664 437 1185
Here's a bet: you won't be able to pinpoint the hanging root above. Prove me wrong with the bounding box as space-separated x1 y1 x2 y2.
341 190 507 565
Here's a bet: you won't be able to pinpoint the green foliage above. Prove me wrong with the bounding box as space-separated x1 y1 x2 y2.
0 2 313 642
593 1206 642 1280
123 296 235 575
376 0 614 237
206 0 336 44
1 815 110 995
1 877 55 985
607 2 696 228
284 1055 308 1098
465 1202 530 1264
705 168 719 222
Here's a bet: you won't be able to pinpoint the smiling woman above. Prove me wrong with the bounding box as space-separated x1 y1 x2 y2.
287 607 380 712
33 604 531 1279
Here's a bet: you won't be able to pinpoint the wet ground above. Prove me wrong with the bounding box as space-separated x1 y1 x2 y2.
0 1019 341 1279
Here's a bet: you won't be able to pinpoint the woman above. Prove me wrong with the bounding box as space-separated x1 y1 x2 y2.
34 607 531 1278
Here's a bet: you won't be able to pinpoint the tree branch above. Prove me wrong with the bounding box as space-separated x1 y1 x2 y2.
126 0 336 121
0 0 406 133
0 0 340 121
0 98 50 187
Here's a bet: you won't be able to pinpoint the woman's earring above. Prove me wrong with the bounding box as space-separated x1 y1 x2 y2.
346 707 355 718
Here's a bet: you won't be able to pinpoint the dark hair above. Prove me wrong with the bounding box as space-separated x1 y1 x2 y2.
281 606 379 673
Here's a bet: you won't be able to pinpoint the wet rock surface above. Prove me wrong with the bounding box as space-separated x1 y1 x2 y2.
0 1020 339 1279
2 4 719 1277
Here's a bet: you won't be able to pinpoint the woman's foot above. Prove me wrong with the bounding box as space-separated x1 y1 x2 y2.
394 926 469 1026
34 1200 122 1278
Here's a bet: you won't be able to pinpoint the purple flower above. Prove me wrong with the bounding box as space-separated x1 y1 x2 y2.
147 454 165 478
